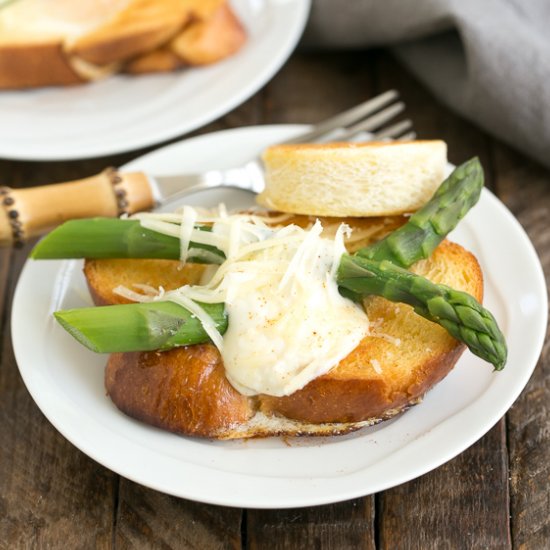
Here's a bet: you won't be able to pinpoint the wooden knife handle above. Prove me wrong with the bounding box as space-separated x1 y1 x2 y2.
0 168 155 247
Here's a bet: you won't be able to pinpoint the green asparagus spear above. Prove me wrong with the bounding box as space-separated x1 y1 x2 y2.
356 157 483 267
31 160 482 263
55 301 227 353
337 255 507 370
30 218 224 263
55 253 507 369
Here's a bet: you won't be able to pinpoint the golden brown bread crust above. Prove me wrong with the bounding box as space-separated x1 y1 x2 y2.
258 344 465 423
84 258 206 306
0 42 83 89
106 345 253 438
124 46 182 75
170 3 247 66
88 216 483 438
68 0 190 66
260 241 483 424
184 0 227 21
0 0 246 89
124 3 246 74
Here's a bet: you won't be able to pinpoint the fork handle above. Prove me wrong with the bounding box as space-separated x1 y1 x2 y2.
0 169 155 247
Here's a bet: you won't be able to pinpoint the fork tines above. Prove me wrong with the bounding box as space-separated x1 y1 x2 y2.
284 90 416 145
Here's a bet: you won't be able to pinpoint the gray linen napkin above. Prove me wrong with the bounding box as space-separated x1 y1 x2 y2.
304 0 550 168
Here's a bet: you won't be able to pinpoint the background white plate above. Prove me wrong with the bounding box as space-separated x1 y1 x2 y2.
12 126 547 509
0 0 310 161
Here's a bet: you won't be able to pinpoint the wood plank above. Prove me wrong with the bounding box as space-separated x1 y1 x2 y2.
114 481 242 549
247 499 375 550
378 421 511 549
264 50 376 124
0 242 116 549
374 50 511 549
0 247 10 329
492 144 550 549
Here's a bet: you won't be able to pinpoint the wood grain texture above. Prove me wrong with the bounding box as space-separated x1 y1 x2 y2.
264 50 376 124
378 421 511 550
247 498 375 550
0 248 10 329
114 480 242 549
493 144 550 549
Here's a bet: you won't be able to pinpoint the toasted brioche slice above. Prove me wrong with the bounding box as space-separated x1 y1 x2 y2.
169 2 246 66
0 0 244 89
84 258 207 306
0 41 84 89
106 345 253 438
125 3 246 74
67 0 190 67
123 45 182 75
257 141 448 217
0 0 187 87
0 0 121 88
85 216 482 439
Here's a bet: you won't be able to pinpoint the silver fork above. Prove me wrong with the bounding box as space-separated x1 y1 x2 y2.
149 89 415 207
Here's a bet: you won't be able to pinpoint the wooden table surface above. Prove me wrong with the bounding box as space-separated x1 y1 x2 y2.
1 50 549 550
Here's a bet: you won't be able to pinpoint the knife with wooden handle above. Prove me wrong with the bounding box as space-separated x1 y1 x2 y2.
0 161 264 247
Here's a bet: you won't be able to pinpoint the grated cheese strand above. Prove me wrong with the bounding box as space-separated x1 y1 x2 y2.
179 205 198 263
330 223 350 280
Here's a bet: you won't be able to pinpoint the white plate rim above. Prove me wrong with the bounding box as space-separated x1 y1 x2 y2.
0 0 310 161
11 125 548 508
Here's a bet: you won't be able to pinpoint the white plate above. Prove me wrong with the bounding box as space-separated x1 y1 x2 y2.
12 126 547 509
0 0 309 161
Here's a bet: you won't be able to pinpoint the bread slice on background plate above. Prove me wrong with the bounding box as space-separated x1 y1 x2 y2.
0 0 246 89
125 3 246 74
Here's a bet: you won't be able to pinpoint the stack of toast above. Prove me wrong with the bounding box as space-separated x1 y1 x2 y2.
0 0 246 89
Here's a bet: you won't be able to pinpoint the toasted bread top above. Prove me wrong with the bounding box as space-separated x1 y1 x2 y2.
257 141 448 217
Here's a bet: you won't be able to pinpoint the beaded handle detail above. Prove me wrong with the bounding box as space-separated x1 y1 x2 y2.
0 170 154 246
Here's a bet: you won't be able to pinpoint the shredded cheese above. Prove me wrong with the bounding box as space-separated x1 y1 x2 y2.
123 206 370 396
178 205 197 263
